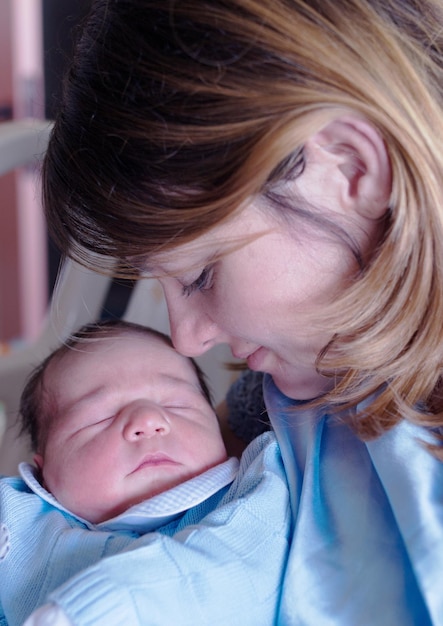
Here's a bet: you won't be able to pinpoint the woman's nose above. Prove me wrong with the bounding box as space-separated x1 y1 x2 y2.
121 402 170 442
162 282 224 357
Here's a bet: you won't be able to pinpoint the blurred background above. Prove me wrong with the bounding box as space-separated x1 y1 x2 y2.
0 0 97 348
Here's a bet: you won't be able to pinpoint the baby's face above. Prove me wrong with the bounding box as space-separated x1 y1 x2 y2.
36 331 227 523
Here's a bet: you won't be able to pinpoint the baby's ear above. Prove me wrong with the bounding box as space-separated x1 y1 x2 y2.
33 453 44 471
301 115 392 219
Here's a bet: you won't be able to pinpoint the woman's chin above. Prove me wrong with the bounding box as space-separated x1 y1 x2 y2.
271 370 332 401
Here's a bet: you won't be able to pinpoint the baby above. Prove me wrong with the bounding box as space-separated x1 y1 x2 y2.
1 320 289 626
20 319 229 522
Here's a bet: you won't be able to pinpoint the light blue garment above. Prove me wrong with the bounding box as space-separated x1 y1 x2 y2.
263 374 443 625
1 433 290 626
0 456 237 626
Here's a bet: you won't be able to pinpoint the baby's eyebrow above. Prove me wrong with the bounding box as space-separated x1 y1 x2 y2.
61 375 200 418
157 373 199 389
157 373 205 397
60 385 110 416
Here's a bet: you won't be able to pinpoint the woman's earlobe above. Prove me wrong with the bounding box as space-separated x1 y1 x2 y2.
303 115 392 219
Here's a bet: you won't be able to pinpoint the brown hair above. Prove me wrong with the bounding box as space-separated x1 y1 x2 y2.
20 319 213 453
43 0 443 452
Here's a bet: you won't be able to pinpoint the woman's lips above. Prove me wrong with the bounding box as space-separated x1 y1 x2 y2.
246 346 268 371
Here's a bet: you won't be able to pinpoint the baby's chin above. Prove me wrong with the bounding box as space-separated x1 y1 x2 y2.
80 490 168 524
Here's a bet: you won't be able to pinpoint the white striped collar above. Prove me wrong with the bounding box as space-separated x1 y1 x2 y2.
19 457 239 533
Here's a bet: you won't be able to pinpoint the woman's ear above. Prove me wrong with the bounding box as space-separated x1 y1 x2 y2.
298 115 392 219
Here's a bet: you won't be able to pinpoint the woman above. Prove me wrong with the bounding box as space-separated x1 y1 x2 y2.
41 0 442 623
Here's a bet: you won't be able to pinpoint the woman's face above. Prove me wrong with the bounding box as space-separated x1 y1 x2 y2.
149 196 381 400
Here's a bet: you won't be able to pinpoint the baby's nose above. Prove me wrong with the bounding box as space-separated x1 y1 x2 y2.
121 402 170 441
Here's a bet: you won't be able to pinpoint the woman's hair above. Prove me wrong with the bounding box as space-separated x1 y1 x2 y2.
43 0 443 451
20 319 213 453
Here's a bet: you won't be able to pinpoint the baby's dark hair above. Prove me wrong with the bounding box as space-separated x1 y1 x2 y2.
19 319 213 453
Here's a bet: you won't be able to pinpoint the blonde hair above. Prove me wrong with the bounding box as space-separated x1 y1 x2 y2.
43 0 443 452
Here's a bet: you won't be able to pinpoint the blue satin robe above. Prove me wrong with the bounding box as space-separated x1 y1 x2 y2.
263 375 443 625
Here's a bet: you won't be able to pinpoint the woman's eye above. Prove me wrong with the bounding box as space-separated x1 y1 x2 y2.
182 266 214 297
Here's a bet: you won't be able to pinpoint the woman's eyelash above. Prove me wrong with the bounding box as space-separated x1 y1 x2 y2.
182 266 214 297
